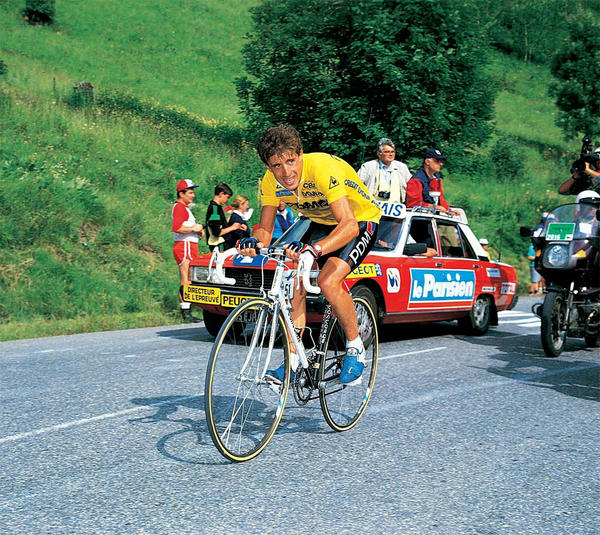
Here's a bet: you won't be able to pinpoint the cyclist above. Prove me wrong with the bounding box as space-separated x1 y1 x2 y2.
237 124 381 385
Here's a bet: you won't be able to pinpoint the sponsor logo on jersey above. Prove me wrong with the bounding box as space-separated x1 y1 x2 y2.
276 189 293 197
329 176 340 189
386 268 400 293
409 269 475 302
346 263 382 279
302 182 316 189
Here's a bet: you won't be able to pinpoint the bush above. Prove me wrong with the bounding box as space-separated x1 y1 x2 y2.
237 0 497 166
491 135 525 181
0 59 7 76
22 0 55 25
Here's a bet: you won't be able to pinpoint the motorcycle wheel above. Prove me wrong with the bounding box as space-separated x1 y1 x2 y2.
540 292 567 358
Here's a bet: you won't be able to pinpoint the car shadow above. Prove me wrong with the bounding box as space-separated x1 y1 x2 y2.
456 329 600 403
128 394 330 465
155 326 213 342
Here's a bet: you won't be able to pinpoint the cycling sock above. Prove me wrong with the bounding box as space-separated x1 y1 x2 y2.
346 336 365 358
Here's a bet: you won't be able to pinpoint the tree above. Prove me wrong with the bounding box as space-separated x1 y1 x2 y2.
22 0 55 25
237 0 496 166
549 10 600 139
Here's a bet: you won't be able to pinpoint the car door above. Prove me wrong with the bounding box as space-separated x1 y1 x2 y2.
433 219 479 319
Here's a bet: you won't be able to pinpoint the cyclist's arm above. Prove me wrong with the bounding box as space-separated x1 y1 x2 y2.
315 196 359 255
253 205 276 243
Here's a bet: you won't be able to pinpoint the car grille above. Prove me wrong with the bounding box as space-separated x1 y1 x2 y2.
224 267 275 290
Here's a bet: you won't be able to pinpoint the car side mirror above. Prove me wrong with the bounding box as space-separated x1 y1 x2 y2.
519 226 533 237
404 243 428 255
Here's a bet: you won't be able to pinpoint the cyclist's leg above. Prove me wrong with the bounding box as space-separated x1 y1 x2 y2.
317 221 378 384
318 258 357 340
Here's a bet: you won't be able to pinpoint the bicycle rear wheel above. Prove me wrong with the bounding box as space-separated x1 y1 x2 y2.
205 298 291 462
319 296 378 431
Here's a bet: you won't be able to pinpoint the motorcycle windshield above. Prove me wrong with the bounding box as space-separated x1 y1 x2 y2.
543 203 599 240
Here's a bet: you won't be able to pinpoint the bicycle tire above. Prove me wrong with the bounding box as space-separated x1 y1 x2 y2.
319 296 378 432
204 298 291 462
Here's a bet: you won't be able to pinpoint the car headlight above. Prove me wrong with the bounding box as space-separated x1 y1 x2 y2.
190 266 210 283
543 244 569 268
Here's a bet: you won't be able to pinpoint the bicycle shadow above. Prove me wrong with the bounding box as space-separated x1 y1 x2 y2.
128 394 330 465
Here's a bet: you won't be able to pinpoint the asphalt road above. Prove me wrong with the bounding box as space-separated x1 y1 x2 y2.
1 297 598 535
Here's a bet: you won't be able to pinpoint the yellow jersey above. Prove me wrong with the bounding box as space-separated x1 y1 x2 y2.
260 153 381 225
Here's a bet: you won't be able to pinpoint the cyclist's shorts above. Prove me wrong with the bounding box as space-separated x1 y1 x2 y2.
299 221 379 272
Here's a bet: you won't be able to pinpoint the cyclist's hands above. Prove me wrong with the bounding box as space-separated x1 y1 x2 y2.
236 237 262 256
283 241 322 261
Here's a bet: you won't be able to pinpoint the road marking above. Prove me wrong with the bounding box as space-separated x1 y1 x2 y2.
372 362 600 412
501 318 539 324
498 311 534 317
0 395 198 445
379 346 447 361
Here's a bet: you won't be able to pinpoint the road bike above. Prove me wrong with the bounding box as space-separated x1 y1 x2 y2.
204 247 378 462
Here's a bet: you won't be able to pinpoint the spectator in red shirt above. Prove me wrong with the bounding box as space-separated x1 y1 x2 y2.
405 148 458 216
172 179 204 322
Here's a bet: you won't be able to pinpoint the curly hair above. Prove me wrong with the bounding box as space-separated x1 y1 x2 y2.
257 124 303 165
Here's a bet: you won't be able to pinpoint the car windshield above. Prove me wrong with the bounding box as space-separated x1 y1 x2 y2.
373 217 405 251
543 202 599 239
272 215 405 251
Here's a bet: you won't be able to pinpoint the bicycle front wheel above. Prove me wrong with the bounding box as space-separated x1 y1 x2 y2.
319 296 378 431
205 298 291 462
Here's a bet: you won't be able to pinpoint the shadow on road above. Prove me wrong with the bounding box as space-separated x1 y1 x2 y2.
128 394 329 465
458 330 600 403
155 326 212 342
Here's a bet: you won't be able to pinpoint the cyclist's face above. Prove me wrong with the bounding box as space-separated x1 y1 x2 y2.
266 150 303 191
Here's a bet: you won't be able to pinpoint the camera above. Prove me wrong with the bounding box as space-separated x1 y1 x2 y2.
570 135 600 174
378 191 391 200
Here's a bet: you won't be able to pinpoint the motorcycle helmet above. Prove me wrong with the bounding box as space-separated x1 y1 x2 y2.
575 190 600 203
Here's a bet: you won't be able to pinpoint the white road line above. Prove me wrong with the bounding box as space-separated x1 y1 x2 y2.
0 346 448 445
379 346 447 361
501 318 539 324
516 321 541 328
498 311 533 317
0 395 198 445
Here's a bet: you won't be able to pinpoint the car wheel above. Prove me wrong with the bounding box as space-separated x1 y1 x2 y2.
458 295 491 335
350 285 379 325
203 310 226 338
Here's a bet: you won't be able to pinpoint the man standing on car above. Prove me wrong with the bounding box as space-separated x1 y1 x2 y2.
172 179 204 322
357 137 411 203
406 148 458 216
237 124 381 385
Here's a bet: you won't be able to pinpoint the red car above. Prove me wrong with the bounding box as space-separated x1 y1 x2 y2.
184 203 518 337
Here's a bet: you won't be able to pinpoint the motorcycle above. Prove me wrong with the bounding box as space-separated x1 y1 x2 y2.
520 198 600 357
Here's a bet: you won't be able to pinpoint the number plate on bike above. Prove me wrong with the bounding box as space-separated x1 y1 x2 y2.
546 222 575 241
182 285 220 305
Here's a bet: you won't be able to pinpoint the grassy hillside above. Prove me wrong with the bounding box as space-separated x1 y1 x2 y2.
0 0 256 121
0 3 583 341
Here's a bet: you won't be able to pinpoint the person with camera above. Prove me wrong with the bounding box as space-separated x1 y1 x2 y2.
405 148 458 216
357 137 411 203
558 144 600 196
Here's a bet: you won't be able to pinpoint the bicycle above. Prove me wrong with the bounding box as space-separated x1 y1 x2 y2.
204 246 379 462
